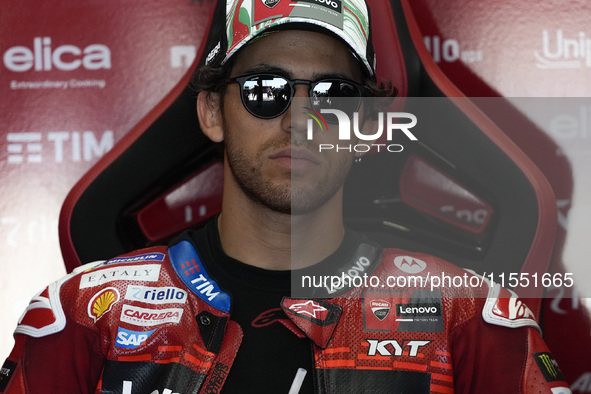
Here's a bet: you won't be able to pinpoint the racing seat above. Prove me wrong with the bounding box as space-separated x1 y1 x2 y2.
58 0 557 307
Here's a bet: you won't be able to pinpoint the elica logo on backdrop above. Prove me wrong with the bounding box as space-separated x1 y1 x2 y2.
304 108 418 153
3 37 111 72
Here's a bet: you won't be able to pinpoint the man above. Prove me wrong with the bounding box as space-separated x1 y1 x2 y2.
0 0 571 393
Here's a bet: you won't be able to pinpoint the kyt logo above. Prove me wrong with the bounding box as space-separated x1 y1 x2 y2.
3 37 111 72
305 108 417 153
366 339 431 357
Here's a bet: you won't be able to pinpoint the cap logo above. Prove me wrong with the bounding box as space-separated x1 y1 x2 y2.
261 0 281 8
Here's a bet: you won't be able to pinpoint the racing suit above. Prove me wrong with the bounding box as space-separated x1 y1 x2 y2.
0 233 571 393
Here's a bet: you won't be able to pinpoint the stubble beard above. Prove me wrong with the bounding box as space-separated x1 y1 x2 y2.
224 128 352 216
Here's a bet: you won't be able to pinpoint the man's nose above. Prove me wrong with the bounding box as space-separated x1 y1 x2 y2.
283 85 312 135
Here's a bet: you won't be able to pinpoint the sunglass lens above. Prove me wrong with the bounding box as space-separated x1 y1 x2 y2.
240 75 290 118
311 80 361 120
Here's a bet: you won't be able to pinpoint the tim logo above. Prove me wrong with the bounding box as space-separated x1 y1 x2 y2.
535 29 591 69
393 256 427 274
305 108 417 153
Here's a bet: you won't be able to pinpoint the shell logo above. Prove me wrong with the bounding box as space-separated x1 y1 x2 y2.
88 287 120 322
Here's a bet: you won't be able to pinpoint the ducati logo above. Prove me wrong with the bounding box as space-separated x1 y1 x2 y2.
370 300 391 321
393 256 427 274
261 0 281 8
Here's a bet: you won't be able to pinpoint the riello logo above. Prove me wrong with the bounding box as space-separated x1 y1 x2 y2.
3 37 111 72
305 108 418 153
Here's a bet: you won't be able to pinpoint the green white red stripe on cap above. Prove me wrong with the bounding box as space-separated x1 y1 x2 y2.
219 0 375 76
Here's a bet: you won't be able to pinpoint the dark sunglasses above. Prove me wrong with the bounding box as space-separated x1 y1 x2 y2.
225 73 366 120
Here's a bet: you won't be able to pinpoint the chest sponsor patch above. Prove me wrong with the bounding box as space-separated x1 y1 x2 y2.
79 264 161 289
393 256 427 274
363 289 444 333
105 253 165 265
124 285 188 305
370 299 391 321
115 327 156 349
88 287 120 322
169 240 231 313
120 305 183 327
534 352 567 383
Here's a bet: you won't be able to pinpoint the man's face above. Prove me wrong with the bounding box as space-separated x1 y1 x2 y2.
221 30 364 215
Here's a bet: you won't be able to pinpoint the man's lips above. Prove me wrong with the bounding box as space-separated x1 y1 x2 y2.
270 148 320 163
269 148 320 169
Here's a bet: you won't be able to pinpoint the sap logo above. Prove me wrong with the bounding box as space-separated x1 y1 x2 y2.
170 45 196 68
115 327 155 349
393 256 427 274
366 339 431 357
125 285 188 305
3 37 111 72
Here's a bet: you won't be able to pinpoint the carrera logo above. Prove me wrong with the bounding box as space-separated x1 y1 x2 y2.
125 285 188 305
366 339 431 357
120 305 183 327
88 287 120 322
393 256 427 274
3 37 111 72
115 327 156 349
79 264 161 289
370 299 391 321
288 300 328 319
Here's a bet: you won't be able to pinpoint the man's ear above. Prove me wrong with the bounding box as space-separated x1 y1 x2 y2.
197 91 224 143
